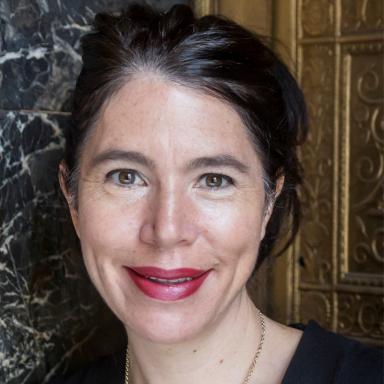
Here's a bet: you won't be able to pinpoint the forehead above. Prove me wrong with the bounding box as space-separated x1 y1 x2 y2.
84 74 259 166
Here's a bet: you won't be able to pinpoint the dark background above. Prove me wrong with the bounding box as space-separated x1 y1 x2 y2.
0 1 189 383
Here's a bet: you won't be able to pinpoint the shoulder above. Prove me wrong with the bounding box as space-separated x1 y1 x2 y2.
283 321 383 384
48 348 125 384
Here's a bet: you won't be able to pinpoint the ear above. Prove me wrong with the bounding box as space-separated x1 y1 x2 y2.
260 175 285 239
58 161 81 238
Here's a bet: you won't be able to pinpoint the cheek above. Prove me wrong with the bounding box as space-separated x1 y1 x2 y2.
198 196 265 267
77 194 144 259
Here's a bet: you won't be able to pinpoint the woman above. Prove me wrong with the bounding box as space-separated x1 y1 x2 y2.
54 3 382 384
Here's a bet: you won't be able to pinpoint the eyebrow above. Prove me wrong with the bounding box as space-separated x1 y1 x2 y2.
90 150 249 174
90 149 155 169
187 154 250 174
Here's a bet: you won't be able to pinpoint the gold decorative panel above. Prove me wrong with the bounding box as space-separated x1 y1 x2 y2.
296 1 384 344
300 0 335 37
299 44 335 286
300 290 332 327
339 41 384 282
341 0 384 34
338 292 383 341
272 0 383 345
194 0 271 36
194 0 218 17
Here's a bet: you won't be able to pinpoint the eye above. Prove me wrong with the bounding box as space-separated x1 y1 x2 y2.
198 173 234 190
106 169 146 187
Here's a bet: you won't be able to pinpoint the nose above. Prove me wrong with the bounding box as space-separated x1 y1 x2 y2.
139 185 199 249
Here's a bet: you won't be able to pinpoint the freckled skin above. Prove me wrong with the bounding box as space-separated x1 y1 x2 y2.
66 74 272 345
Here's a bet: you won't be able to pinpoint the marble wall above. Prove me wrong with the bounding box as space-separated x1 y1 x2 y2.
0 1 189 383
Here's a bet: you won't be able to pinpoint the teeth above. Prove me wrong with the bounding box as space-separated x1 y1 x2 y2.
147 276 193 284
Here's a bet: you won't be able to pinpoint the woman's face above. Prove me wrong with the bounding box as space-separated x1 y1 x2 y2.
65 75 272 344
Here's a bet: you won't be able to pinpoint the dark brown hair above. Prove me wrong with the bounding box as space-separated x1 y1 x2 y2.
65 3 308 268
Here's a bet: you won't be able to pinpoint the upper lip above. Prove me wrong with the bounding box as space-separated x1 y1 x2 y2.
127 266 208 279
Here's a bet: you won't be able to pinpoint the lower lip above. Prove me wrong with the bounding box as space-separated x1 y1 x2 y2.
126 269 210 301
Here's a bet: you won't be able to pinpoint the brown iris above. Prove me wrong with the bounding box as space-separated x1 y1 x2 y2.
118 170 135 185
205 174 223 188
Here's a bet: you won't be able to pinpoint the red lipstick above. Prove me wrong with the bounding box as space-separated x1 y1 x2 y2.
125 266 210 301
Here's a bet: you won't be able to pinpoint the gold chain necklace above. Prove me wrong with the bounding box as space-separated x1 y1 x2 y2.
125 309 266 384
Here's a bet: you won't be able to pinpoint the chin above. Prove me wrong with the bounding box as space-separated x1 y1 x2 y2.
123 306 213 345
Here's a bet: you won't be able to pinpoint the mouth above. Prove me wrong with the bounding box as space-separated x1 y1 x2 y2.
125 266 211 301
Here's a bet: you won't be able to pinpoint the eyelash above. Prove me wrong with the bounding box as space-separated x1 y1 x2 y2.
105 170 234 190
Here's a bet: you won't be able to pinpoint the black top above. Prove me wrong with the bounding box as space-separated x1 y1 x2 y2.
50 321 383 383
282 321 383 383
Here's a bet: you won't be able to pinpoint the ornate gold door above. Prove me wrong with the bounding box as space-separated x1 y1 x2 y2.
273 0 384 346
195 0 384 346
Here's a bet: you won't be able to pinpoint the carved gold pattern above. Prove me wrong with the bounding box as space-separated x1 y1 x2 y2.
341 0 384 34
338 292 384 340
300 0 335 37
300 291 332 328
339 41 384 282
299 44 335 285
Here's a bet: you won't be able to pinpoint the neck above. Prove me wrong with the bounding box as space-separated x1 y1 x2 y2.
126 289 263 384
